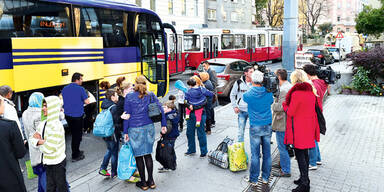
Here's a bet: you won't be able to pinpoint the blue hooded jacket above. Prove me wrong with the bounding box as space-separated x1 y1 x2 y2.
243 86 273 126
185 87 214 106
163 109 180 139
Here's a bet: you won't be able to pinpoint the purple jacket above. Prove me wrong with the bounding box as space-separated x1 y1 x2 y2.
185 87 214 106
123 92 166 134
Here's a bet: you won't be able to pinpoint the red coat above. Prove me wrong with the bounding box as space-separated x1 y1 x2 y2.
283 82 320 149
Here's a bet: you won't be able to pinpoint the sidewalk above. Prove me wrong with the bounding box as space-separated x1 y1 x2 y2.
24 103 279 192
273 95 384 192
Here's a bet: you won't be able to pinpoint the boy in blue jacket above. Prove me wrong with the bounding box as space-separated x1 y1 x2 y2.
158 101 180 172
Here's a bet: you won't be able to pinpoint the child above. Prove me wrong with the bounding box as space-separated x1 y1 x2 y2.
168 95 177 106
185 78 214 127
158 101 179 172
32 96 68 192
177 90 186 132
98 89 139 182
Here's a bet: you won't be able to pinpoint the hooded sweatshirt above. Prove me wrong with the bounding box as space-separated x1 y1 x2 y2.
31 96 66 165
185 87 214 106
22 92 45 167
163 109 180 139
101 99 121 139
243 86 273 126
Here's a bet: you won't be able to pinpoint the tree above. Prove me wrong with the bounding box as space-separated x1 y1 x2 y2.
318 23 333 36
355 6 384 37
299 0 327 34
265 0 284 27
255 0 268 26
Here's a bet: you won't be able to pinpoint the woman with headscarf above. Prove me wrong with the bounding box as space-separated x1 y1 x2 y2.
283 69 320 192
22 92 46 192
198 72 214 135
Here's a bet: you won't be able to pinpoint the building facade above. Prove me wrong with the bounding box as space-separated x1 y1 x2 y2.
126 0 206 31
205 0 256 29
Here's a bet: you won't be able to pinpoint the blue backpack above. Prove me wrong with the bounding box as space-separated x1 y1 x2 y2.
93 105 115 137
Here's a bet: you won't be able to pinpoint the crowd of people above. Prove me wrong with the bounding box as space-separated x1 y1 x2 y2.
231 64 328 192
0 62 327 192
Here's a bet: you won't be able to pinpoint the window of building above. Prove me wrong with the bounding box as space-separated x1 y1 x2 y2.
242 0 245 4
221 34 234 49
181 0 186 16
231 0 238 3
208 9 217 21
337 1 341 8
223 11 227 21
135 0 142 6
168 0 174 15
252 0 255 6
252 14 257 24
150 0 156 11
231 12 238 22
337 16 341 22
346 28 350 32
184 35 200 51
195 0 199 16
337 28 341 32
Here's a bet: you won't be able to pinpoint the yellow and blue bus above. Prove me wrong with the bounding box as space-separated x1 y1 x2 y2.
0 0 174 111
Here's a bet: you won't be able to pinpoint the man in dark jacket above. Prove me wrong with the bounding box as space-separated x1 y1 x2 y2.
202 61 218 126
0 96 27 192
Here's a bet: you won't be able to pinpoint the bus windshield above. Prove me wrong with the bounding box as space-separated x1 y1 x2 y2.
183 35 200 51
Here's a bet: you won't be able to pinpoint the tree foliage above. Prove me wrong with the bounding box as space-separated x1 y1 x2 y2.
355 6 384 37
265 0 284 27
318 23 333 36
255 0 267 26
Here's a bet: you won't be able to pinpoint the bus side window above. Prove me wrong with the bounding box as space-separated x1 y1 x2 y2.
94 9 128 48
79 8 101 37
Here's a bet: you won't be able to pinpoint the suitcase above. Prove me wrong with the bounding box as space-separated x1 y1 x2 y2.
207 137 233 169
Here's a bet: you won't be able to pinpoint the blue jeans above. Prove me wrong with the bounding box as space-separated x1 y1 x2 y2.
309 140 321 166
237 111 249 142
100 138 119 175
276 131 291 174
33 164 46 192
186 112 207 155
249 124 272 183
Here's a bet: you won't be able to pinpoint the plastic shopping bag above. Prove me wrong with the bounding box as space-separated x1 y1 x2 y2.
25 160 37 179
117 143 136 180
228 142 248 172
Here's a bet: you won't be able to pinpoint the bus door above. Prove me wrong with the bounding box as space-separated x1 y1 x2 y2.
176 35 184 72
168 34 177 74
203 36 219 59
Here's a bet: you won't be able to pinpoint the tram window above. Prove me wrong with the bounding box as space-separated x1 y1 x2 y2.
79 8 101 37
94 9 128 47
184 35 200 51
234 34 245 49
258 34 266 47
221 34 234 50
252 36 257 48
271 34 276 46
0 0 72 38
155 33 164 53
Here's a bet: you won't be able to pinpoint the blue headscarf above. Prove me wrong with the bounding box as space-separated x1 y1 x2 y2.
28 92 44 108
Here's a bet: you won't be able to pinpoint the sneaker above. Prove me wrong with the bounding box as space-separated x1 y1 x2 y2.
272 171 291 177
200 153 207 158
316 161 322 165
262 180 269 184
184 152 195 156
196 122 200 127
99 169 111 177
133 171 140 178
309 165 318 170
126 176 140 183
111 173 117 179
72 154 85 162
158 167 170 173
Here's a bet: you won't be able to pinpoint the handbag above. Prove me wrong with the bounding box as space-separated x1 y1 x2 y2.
315 98 326 135
207 137 233 169
25 160 37 179
155 138 176 170
148 93 162 122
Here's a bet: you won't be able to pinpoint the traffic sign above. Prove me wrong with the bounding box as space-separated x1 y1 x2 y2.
336 32 344 39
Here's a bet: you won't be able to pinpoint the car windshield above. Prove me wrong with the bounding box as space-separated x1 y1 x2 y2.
209 64 226 73
327 48 339 52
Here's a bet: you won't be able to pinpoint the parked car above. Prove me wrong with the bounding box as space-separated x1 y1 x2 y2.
197 58 252 97
306 49 334 65
325 47 347 61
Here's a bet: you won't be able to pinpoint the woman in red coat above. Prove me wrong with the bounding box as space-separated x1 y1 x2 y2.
283 69 320 192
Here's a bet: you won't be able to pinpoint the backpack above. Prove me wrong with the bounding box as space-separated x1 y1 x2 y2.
93 105 115 137
207 137 234 169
